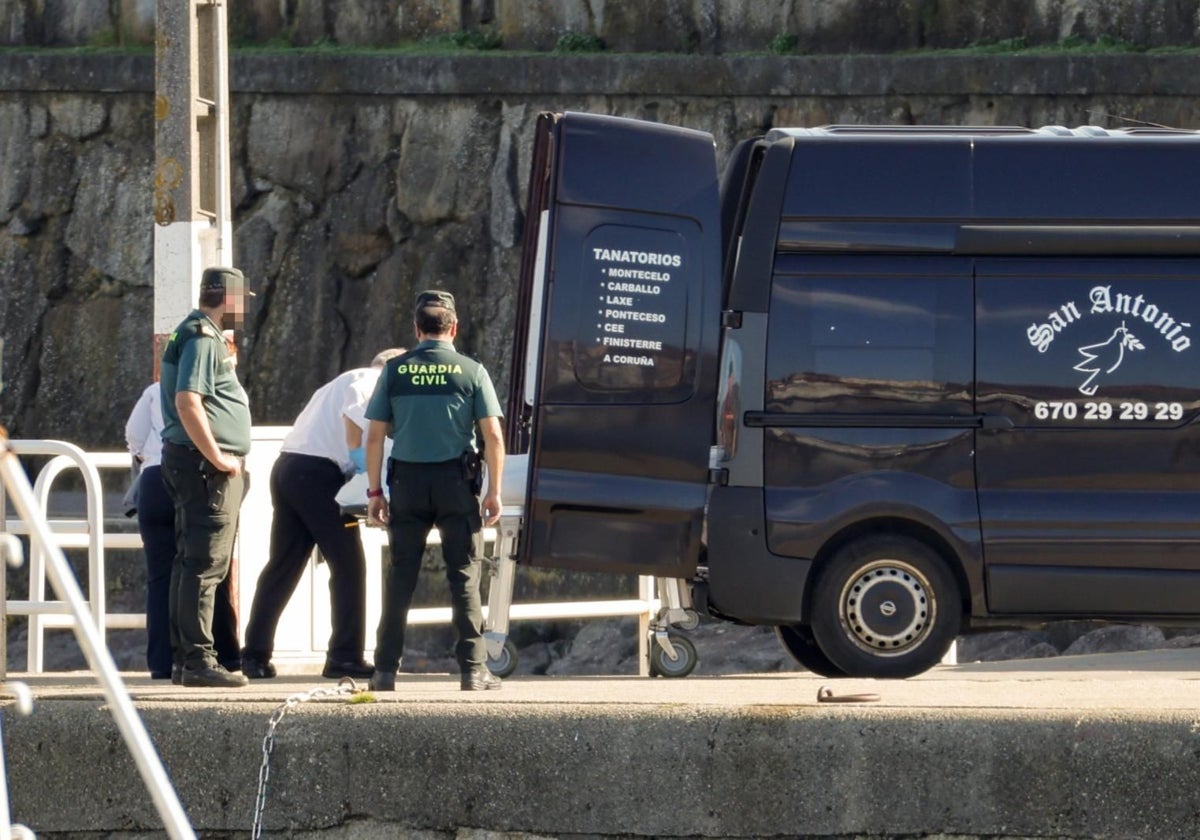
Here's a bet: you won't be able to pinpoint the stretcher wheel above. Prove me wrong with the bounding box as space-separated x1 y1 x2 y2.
648 633 697 678
672 609 701 631
486 638 519 678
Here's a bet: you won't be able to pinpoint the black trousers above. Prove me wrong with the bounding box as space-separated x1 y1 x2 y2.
139 465 240 676
242 452 367 663
373 461 484 673
160 443 246 669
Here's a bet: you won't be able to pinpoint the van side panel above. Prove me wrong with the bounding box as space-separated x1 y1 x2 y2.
975 257 1200 614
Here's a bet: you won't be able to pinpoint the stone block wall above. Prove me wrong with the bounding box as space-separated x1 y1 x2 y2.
4 52 1200 445
4 0 1200 52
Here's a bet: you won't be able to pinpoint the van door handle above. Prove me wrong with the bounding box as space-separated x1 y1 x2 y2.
978 414 1014 430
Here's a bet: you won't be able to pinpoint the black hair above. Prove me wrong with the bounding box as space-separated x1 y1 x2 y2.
416 305 456 336
199 288 225 308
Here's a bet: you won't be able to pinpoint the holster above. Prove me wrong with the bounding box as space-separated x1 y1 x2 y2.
460 450 483 496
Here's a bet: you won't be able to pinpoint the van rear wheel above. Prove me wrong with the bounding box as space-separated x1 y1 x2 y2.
810 535 960 679
775 625 846 678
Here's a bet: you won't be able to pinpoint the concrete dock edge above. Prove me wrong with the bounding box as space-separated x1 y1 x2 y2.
4 665 1200 838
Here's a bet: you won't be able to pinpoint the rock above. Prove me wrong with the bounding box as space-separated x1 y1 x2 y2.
1062 624 1166 656
1163 633 1200 649
63 138 153 283
958 630 1058 662
48 98 107 140
546 620 639 676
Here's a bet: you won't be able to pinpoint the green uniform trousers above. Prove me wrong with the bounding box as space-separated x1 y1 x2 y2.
161 442 246 668
374 460 484 673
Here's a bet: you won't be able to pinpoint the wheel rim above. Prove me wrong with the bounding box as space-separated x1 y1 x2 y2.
653 636 696 677
838 558 936 657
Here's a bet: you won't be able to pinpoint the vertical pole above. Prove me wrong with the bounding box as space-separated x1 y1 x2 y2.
154 0 235 338
154 0 247 658
1 337 6 681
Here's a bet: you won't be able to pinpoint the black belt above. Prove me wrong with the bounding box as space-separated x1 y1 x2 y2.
163 441 244 460
393 457 460 468
163 441 200 454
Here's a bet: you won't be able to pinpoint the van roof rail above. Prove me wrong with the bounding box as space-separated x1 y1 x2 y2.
767 124 1199 140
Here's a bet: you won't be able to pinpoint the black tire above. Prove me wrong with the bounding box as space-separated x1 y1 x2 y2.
809 535 961 679
673 609 701 631
774 625 847 678
648 633 698 678
486 639 519 678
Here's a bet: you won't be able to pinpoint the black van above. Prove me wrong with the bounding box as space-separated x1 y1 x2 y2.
495 112 1200 679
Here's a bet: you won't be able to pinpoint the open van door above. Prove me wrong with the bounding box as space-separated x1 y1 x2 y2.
506 112 723 577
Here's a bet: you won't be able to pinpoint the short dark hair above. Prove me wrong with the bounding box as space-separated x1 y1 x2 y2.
416 305 456 336
199 287 225 308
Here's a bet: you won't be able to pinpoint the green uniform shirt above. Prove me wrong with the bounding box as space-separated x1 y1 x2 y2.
366 339 503 462
160 310 252 456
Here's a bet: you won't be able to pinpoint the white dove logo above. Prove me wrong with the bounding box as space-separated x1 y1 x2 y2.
1073 321 1145 396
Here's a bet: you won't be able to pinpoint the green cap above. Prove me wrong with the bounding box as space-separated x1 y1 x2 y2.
200 266 253 296
415 289 455 313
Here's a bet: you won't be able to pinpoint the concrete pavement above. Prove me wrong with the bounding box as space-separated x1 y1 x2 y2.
3 650 1200 837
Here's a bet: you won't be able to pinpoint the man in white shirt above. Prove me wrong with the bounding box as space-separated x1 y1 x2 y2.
240 348 404 679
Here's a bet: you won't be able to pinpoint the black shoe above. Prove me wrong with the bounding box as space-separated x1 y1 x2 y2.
461 667 502 691
322 659 374 679
171 665 182 685
150 670 172 680
181 663 249 688
220 659 242 673
242 654 277 680
368 670 395 692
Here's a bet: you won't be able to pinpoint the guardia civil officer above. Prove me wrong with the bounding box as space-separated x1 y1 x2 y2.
125 370 241 679
364 290 505 692
240 347 406 681
159 266 252 688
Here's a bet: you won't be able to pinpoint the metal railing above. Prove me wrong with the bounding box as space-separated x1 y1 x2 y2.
0 433 195 839
3 438 662 676
2 443 144 674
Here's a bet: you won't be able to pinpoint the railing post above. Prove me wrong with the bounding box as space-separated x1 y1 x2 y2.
0 480 6 683
0 432 196 839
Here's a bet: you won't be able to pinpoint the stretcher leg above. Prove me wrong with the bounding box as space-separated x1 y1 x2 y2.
647 577 700 678
483 515 520 677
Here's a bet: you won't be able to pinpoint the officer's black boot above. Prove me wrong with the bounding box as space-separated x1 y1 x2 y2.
461 667 501 691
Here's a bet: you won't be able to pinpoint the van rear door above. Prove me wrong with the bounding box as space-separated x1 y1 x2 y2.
506 112 723 577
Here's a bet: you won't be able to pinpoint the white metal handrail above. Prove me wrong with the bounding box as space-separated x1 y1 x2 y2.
0 434 195 839
3 439 661 676
3 444 145 673
357 523 659 674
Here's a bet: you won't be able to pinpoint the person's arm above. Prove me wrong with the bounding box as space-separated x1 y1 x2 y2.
344 415 364 449
125 386 153 460
478 415 505 526
176 391 242 476
344 415 367 473
365 419 389 524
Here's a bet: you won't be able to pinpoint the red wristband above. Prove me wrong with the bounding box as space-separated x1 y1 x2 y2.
366 487 384 499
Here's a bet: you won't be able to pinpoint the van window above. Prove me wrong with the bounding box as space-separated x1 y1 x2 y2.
765 256 973 415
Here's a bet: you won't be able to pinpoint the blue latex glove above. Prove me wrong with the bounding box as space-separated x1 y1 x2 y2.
348 446 367 475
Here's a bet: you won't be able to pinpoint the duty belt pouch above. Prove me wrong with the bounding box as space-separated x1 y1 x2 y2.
461 450 483 496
